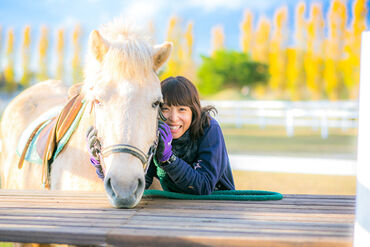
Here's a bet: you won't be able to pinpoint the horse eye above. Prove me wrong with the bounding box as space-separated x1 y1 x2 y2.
94 99 102 107
152 100 160 108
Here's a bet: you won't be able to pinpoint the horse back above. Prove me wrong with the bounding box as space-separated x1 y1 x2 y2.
0 80 69 189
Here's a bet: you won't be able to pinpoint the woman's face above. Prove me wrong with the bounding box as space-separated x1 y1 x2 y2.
161 104 192 139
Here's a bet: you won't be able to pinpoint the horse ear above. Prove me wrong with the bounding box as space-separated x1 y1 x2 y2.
153 42 172 71
89 30 109 62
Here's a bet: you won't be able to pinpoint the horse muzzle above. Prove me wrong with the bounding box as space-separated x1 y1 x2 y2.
103 154 145 208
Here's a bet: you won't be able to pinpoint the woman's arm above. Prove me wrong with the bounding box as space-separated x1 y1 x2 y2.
145 161 157 189
160 122 229 195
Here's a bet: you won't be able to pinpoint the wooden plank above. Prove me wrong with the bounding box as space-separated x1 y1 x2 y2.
0 227 108 246
107 229 352 247
0 208 354 223
0 214 353 233
0 190 355 246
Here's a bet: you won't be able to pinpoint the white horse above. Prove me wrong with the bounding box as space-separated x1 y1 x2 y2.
0 20 172 208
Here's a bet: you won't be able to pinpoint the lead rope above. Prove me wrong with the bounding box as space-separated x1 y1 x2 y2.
143 157 283 201
89 99 106 179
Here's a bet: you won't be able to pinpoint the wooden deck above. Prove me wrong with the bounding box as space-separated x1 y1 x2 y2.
0 190 355 246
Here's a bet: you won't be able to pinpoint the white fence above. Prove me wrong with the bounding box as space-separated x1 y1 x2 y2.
0 94 358 139
203 100 358 138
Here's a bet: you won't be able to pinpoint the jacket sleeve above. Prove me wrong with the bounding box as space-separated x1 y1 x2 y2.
145 160 157 189
160 122 227 195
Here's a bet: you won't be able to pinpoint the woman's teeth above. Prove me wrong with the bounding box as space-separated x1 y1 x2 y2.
170 126 180 130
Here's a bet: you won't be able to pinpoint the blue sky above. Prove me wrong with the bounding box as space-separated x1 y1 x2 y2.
1 0 369 52
0 0 369 79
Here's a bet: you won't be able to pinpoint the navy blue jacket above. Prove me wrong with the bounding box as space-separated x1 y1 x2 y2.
145 118 235 195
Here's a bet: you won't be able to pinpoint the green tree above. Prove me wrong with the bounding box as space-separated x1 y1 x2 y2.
197 50 269 95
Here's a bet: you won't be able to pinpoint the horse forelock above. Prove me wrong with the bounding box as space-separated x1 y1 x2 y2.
83 19 156 90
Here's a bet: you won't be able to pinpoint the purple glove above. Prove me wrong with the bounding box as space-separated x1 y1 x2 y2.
90 156 104 180
156 121 173 163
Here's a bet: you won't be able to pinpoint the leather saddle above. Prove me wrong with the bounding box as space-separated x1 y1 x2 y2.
18 91 84 188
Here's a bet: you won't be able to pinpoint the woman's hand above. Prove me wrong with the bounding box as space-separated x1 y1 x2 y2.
156 121 173 163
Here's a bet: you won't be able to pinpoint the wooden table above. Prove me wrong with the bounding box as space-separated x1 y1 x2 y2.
0 190 355 246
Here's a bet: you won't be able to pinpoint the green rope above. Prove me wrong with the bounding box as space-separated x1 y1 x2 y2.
145 157 283 201
144 189 283 200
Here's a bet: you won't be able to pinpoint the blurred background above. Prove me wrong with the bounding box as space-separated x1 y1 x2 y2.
0 0 369 194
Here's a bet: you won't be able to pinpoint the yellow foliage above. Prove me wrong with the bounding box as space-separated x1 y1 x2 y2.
210 25 225 56
72 24 83 84
268 7 288 96
182 21 197 82
5 28 14 56
323 0 347 100
184 21 193 57
341 0 368 99
323 58 339 100
38 26 49 81
21 26 32 87
247 0 366 100
252 17 271 63
304 3 325 100
295 2 307 49
240 10 253 54
39 26 48 58
4 28 16 92
56 29 65 80
161 16 196 83
286 2 306 100
352 0 367 35
286 48 298 99
161 16 182 80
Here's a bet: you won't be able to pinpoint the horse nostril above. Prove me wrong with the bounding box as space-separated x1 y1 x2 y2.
135 177 144 198
105 178 116 198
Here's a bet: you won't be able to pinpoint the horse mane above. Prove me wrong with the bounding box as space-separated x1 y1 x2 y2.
83 19 155 89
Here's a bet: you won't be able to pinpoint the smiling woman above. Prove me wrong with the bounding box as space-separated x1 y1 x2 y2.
144 76 236 194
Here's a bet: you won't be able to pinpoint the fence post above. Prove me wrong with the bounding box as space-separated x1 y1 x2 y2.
320 111 328 139
285 108 294 137
354 31 370 247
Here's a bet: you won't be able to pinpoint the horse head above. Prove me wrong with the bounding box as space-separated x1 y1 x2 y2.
81 21 172 208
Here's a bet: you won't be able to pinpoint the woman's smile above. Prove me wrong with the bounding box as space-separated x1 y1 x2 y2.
169 125 181 131
161 104 192 139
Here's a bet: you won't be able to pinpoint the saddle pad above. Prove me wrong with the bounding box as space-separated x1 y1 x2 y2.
16 106 63 164
16 102 87 166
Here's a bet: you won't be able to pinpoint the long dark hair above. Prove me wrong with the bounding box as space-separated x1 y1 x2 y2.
161 76 217 140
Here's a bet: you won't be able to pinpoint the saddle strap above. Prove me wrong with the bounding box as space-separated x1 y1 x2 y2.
42 120 57 188
42 94 84 188
18 120 48 170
